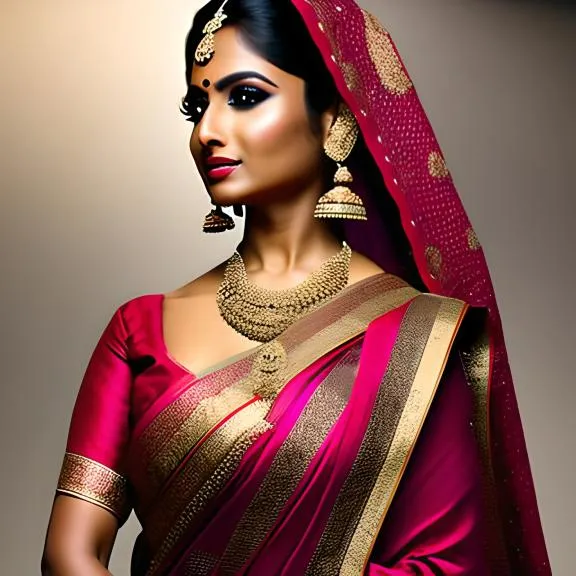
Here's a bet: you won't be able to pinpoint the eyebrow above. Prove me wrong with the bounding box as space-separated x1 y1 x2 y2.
193 71 279 93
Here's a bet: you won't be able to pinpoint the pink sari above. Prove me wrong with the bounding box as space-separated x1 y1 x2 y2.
55 1 550 574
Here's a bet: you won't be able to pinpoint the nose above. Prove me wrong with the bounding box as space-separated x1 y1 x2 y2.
197 101 227 149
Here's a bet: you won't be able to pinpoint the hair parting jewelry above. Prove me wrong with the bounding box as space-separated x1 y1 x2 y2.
194 0 230 64
217 242 352 342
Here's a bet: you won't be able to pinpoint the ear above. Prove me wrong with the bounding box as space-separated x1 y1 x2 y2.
320 98 341 144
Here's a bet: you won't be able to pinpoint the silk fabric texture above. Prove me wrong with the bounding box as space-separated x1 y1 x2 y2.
55 1 550 574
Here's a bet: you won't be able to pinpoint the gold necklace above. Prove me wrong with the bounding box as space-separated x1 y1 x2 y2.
217 243 352 343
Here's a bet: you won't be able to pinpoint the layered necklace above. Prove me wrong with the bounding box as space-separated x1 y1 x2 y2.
217 243 352 343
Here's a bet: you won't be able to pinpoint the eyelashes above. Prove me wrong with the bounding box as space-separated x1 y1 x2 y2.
180 85 271 124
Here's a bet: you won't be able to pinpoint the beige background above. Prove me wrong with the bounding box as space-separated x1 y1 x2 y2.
1 0 574 574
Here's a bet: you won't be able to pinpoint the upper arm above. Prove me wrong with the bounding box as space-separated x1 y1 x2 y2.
43 495 118 572
44 305 134 571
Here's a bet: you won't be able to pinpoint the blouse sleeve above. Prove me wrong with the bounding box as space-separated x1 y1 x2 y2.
56 304 133 524
367 353 490 575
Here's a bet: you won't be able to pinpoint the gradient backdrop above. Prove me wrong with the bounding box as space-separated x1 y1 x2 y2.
1 0 574 573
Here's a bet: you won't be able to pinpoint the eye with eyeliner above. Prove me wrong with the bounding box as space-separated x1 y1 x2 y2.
227 84 271 109
181 82 272 123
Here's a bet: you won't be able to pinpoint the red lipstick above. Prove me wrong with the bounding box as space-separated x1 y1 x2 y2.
204 156 241 182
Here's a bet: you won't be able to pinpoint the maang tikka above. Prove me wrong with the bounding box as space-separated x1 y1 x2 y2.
315 103 367 221
194 0 230 64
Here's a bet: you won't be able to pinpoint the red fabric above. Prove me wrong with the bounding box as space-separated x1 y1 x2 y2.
368 355 488 575
291 1 550 573
65 295 189 475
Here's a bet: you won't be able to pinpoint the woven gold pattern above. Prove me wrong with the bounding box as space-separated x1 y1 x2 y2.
425 245 443 280
428 151 450 179
141 275 420 574
217 344 361 574
467 227 481 251
184 550 219 576
147 383 257 488
133 275 411 490
362 11 413 95
146 401 273 573
342 297 467 573
57 453 129 520
217 243 352 342
306 295 441 575
460 329 510 572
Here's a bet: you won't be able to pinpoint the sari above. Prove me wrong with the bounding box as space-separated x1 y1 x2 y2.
55 1 550 574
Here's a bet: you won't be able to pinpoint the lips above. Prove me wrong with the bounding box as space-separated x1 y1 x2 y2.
204 156 241 182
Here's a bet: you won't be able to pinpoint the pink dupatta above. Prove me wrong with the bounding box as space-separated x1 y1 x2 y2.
292 0 550 573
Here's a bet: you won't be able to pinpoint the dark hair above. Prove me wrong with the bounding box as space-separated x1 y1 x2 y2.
183 0 337 119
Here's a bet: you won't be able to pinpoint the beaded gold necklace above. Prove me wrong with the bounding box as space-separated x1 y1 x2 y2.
217 243 352 342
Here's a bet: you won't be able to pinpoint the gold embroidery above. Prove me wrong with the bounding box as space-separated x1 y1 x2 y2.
362 10 413 96
146 403 273 575
144 276 421 574
341 61 361 93
467 227 481 251
148 384 257 488
306 295 442 575
343 296 467 574
184 550 219 576
56 453 129 520
428 151 450 178
218 344 361 574
460 329 510 571
136 276 418 497
425 245 443 280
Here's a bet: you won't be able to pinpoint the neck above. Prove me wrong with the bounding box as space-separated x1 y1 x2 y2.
238 194 342 276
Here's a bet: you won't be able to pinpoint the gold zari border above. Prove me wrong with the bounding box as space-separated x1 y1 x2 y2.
216 344 362 575
145 275 419 574
56 452 129 520
138 276 418 498
342 296 466 574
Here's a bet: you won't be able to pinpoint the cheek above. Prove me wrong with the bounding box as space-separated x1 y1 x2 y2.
243 104 318 159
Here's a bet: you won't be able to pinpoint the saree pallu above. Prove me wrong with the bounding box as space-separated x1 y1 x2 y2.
121 274 488 575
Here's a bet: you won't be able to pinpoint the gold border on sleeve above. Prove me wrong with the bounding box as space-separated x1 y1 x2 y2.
56 452 129 520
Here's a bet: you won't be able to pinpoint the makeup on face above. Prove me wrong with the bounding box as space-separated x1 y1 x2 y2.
186 26 328 207
182 71 278 125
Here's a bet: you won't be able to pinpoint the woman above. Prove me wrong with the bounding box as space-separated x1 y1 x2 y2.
42 0 550 574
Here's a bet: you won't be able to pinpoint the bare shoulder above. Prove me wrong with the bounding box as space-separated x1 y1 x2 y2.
348 250 386 285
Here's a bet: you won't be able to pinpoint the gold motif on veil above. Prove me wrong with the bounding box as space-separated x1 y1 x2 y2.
362 10 413 96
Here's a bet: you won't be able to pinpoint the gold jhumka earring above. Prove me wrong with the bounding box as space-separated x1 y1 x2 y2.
194 0 230 64
202 205 235 233
314 104 367 221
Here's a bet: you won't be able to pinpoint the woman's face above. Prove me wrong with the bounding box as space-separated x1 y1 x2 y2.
188 26 334 207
